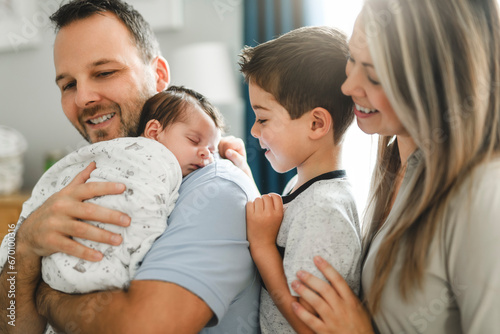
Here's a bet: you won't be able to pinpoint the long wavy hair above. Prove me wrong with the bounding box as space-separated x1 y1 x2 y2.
361 0 500 313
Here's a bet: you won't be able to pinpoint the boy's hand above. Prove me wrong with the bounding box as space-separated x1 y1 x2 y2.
218 136 253 179
246 193 284 250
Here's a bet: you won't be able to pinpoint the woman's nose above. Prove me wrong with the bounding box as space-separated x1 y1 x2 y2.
341 63 365 98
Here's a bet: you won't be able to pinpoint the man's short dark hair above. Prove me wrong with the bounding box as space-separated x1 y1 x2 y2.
240 26 354 144
50 0 160 63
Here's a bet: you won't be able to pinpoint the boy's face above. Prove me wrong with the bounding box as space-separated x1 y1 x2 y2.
156 105 221 177
249 81 310 173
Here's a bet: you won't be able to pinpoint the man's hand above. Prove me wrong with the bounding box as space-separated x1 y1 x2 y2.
18 162 130 262
218 136 253 180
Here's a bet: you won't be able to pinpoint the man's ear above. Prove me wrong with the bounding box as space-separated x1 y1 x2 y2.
144 119 163 140
152 56 170 92
309 107 332 140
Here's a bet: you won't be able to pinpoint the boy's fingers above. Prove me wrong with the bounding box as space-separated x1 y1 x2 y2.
253 197 264 212
270 193 283 211
246 201 255 215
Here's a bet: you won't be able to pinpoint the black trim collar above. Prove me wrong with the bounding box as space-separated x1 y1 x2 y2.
282 170 346 204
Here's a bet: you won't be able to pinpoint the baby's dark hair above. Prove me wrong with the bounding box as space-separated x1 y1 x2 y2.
136 86 225 136
240 26 354 144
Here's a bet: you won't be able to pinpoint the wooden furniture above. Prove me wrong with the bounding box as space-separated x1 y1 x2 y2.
0 193 30 241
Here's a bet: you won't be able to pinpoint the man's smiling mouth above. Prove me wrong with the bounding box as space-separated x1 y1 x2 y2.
88 112 116 125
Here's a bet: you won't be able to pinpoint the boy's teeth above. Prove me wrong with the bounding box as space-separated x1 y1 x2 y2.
89 113 115 124
356 104 377 114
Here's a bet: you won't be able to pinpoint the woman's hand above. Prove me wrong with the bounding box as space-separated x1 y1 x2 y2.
291 256 374 334
246 193 283 251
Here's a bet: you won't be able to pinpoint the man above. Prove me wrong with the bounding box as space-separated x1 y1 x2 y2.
0 1 259 333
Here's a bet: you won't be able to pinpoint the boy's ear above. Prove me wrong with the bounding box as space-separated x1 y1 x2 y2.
144 120 163 140
152 56 170 92
309 107 333 140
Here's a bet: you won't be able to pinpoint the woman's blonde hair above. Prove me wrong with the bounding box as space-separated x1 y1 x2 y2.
361 0 500 313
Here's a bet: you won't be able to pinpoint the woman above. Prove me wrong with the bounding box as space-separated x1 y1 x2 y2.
290 0 500 333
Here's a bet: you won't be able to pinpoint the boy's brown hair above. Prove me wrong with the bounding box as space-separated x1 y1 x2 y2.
136 85 225 135
239 26 354 144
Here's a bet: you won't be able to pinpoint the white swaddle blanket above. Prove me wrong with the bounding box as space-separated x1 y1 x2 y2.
0 137 181 334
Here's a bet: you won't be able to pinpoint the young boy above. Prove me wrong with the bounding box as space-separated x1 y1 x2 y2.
241 26 362 334
0 86 222 333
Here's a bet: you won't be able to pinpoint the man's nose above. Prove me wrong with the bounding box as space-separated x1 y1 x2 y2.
75 80 101 109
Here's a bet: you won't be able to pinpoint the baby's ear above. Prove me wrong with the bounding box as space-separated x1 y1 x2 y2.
143 120 163 140
309 107 332 140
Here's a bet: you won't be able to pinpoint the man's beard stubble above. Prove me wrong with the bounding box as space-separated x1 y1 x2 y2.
77 94 149 143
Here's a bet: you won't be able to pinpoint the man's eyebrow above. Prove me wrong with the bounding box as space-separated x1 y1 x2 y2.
55 59 117 84
55 74 66 84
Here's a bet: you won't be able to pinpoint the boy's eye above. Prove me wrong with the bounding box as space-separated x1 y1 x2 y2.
188 137 199 144
256 119 267 124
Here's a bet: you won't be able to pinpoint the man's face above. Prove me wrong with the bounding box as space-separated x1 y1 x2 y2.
54 12 158 143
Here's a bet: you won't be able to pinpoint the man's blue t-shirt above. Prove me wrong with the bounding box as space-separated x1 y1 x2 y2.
134 159 261 333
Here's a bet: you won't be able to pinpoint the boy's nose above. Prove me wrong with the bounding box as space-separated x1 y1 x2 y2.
250 123 260 138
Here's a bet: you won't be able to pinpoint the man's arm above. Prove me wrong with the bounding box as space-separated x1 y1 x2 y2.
0 237 46 333
37 280 213 334
0 163 129 333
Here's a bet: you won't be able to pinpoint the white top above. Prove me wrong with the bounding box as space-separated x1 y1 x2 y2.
363 154 500 334
260 171 362 334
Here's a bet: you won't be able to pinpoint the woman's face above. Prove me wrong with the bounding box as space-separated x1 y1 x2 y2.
341 17 409 138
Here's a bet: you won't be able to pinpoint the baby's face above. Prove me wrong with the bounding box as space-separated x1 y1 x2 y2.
156 105 221 177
